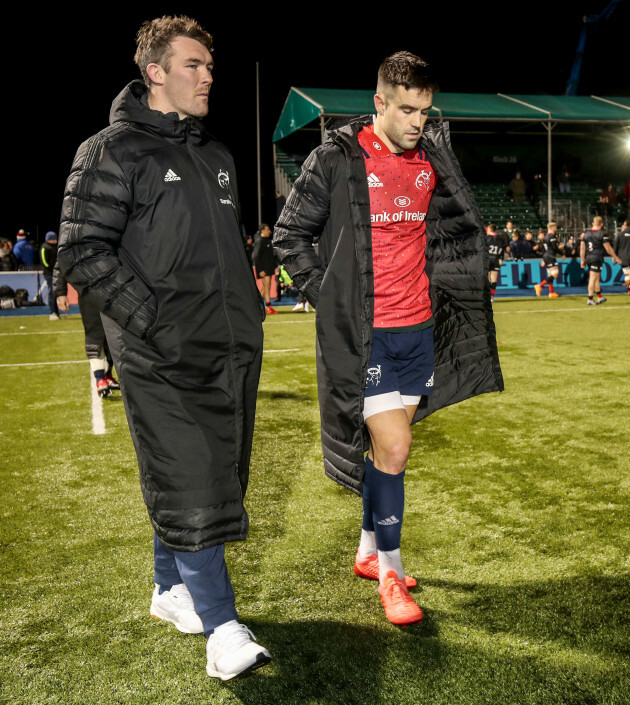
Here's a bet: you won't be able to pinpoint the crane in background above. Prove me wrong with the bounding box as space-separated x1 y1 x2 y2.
565 0 624 95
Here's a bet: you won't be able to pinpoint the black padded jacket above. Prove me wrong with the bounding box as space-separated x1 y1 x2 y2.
57 81 265 550
273 115 504 494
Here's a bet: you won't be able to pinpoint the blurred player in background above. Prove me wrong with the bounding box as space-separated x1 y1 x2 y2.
534 222 563 298
613 221 630 295
486 224 505 303
580 216 621 305
53 262 120 398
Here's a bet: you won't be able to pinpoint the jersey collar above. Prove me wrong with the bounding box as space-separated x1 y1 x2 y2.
358 123 421 161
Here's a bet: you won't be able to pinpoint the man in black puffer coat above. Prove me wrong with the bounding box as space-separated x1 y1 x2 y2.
274 52 503 627
57 16 270 680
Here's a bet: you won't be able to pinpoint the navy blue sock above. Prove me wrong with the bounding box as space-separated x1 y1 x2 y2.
370 464 405 552
362 456 375 531
158 584 174 595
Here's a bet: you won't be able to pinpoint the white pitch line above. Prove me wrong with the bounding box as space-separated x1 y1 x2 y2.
0 357 105 435
0 348 305 369
0 360 87 368
90 370 106 436
264 319 314 324
493 306 628 314
0 330 83 337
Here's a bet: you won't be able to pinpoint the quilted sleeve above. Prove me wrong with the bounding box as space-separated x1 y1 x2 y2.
272 147 331 308
57 130 156 339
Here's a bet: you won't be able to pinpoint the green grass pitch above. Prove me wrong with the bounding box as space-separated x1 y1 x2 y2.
1 294 628 705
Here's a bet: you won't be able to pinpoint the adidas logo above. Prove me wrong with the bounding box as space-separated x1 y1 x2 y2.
164 169 181 182
425 372 434 388
377 515 400 526
367 172 383 188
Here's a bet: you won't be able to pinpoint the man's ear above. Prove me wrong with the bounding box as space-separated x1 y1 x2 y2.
146 63 165 86
373 93 386 117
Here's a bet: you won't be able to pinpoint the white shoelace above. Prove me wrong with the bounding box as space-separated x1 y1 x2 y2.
212 621 257 653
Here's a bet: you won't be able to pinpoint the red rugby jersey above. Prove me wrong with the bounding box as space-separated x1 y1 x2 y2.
358 124 437 328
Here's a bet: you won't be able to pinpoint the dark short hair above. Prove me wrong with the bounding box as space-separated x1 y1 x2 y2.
377 51 438 95
134 15 213 87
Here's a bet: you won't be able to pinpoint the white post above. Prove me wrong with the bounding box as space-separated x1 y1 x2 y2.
547 121 552 221
256 62 262 225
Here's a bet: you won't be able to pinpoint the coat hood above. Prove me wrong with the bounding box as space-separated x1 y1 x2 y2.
323 114 452 156
324 114 374 143
109 80 206 141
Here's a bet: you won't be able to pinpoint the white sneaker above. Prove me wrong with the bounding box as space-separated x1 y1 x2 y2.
292 302 305 312
305 302 312 312
49 313 60 320
206 620 271 680
150 583 204 634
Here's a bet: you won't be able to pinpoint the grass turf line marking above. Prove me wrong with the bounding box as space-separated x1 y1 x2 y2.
0 360 87 368
90 369 106 436
1 350 304 368
0 329 83 336
494 307 628 314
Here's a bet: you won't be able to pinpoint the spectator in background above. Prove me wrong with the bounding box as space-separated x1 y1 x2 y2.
509 229 524 260
558 167 571 193
508 171 527 204
275 190 287 219
13 229 36 269
599 184 617 218
40 231 60 320
521 230 536 258
613 220 630 295
533 229 546 257
252 223 278 314
564 235 579 258
243 229 254 266
277 264 298 301
0 238 17 271
503 220 515 238
501 220 514 257
529 173 544 209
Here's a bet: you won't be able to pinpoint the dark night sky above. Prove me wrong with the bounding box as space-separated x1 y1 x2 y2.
11 1 629 240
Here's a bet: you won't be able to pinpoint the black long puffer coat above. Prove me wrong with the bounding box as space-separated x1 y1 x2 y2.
274 115 504 495
57 80 265 550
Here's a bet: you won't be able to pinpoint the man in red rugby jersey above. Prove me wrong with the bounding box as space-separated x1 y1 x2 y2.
274 52 502 626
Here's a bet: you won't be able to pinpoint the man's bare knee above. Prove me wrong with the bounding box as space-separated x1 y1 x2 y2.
372 433 411 474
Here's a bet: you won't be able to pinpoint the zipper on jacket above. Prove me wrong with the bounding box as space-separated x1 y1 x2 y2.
185 140 246 502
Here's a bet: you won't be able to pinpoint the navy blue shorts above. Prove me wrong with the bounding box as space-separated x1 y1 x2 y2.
363 327 434 420
586 259 603 273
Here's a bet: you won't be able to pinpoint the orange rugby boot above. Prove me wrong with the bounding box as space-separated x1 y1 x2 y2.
378 570 423 626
